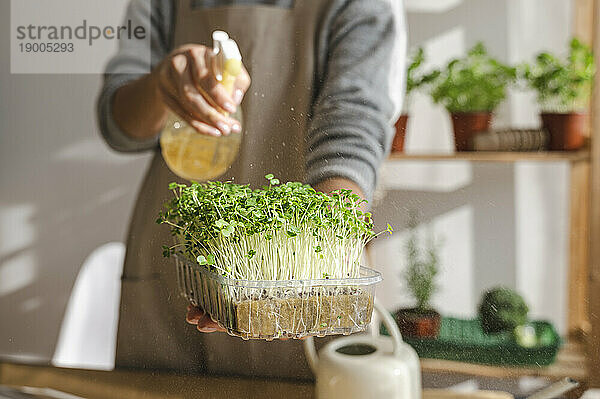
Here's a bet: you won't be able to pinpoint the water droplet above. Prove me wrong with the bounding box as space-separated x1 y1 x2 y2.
174 121 181 129
290 107 295 111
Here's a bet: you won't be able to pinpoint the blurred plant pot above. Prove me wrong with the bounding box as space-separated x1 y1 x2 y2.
451 112 492 151
394 308 441 339
392 114 409 152
540 112 586 150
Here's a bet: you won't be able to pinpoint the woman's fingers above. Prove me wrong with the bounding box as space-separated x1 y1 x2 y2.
196 313 223 333
158 58 225 136
157 56 220 135
178 64 239 135
232 67 251 105
186 305 225 333
186 304 205 323
161 93 222 137
160 48 241 136
187 47 236 114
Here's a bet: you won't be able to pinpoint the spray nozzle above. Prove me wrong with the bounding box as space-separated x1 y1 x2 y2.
212 30 242 93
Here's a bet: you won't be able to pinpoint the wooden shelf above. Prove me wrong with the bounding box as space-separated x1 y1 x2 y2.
420 339 587 380
388 150 590 163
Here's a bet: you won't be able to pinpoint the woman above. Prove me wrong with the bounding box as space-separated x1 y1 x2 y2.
97 0 405 379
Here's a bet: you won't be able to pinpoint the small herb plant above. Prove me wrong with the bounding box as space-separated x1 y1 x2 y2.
522 38 595 113
406 47 440 97
430 42 516 113
404 220 440 312
158 175 392 281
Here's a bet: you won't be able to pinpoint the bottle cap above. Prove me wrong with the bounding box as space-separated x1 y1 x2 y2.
212 30 229 55
221 39 242 62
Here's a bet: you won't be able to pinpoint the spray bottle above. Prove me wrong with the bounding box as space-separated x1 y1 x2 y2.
160 31 243 181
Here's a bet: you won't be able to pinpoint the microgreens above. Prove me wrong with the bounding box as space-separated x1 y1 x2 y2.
158 175 391 281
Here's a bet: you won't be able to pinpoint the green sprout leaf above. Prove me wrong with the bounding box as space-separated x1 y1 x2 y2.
162 245 171 258
221 224 235 237
215 219 228 228
286 225 301 237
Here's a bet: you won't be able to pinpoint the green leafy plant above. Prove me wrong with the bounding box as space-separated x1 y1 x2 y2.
404 220 440 312
522 38 595 113
406 47 440 96
157 175 392 281
478 287 529 334
430 42 516 113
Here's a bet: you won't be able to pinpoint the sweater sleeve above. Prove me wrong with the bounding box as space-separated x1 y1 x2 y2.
306 0 407 201
96 0 174 152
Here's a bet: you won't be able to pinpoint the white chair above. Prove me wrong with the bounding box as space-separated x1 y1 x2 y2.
52 242 124 370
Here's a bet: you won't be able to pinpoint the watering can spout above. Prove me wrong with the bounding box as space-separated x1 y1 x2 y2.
304 336 319 373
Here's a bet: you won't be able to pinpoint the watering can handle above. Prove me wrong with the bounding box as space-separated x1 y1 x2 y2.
304 300 404 373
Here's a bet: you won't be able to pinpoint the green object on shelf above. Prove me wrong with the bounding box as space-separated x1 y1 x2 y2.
382 316 561 366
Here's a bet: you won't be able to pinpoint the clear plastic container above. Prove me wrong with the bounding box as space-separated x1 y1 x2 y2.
174 255 382 340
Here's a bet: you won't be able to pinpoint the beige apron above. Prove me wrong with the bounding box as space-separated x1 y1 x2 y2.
115 0 333 379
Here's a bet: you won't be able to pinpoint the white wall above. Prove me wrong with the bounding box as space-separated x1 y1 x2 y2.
373 0 573 334
0 1 152 362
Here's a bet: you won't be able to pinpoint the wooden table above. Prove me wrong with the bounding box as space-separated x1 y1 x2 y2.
0 363 515 399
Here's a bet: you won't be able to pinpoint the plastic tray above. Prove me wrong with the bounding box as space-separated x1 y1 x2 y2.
175 255 382 340
383 316 561 366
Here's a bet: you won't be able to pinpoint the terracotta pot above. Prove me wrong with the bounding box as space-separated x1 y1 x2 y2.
394 308 441 339
540 112 587 150
392 114 409 152
451 112 492 151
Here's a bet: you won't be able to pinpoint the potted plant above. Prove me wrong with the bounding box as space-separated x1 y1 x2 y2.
522 38 595 150
158 175 392 339
394 218 441 338
393 48 439 152
478 287 529 334
478 286 540 347
429 43 516 151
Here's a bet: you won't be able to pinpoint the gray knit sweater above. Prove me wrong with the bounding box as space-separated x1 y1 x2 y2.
96 0 406 198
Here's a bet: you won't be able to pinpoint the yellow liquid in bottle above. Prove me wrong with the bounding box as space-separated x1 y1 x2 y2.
160 112 242 181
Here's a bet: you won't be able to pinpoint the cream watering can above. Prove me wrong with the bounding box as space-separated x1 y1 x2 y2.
304 301 422 399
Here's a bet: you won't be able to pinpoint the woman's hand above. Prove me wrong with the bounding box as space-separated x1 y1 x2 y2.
153 44 251 137
186 304 226 333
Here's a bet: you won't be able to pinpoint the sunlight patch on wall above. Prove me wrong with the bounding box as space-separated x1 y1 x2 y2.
0 251 37 296
0 204 36 256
